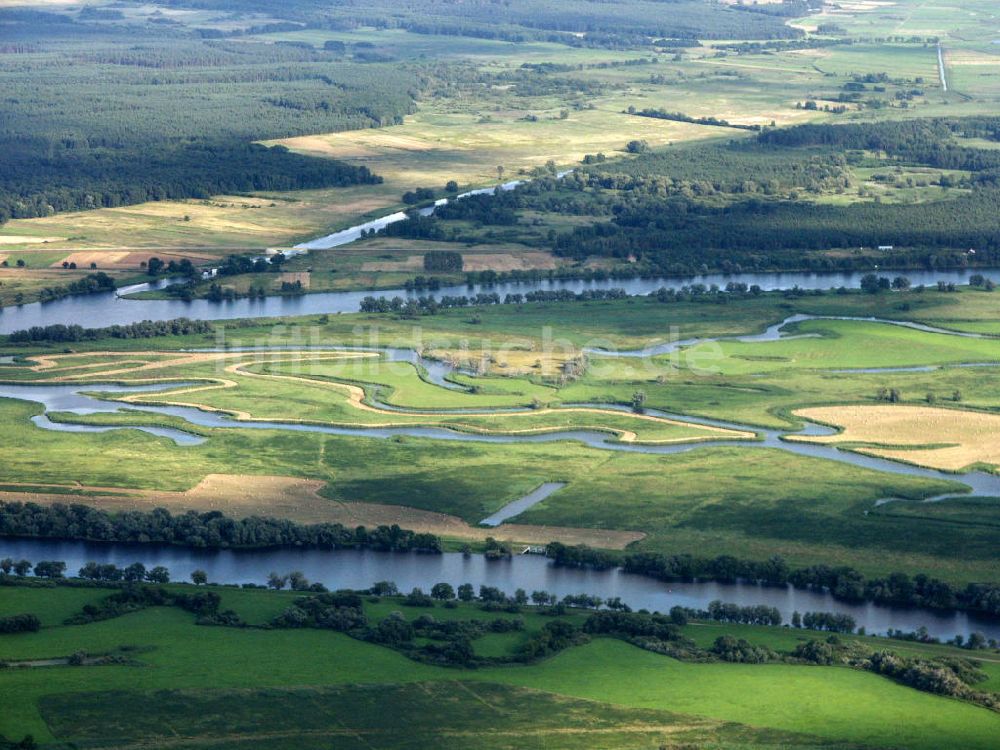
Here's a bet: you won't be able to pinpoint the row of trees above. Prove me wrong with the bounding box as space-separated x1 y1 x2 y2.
626 106 760 131
7 318 214 344
358 287 629 314
0 502 442 553
606 550 1000 616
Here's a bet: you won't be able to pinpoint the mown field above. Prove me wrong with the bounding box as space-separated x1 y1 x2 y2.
0 584 998 749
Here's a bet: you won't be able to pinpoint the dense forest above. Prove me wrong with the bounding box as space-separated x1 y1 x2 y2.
0 16 418 222
155 0 808 43
380 117 1000 274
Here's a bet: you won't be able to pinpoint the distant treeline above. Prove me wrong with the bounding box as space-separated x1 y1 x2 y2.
358 288 628 314
0 502 442 553
156 0 804 43
0 142 380 224
627 107 761 132
7 318 215 344
547 544 1000 617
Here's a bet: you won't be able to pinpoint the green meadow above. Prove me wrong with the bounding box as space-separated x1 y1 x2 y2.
0 585 998 748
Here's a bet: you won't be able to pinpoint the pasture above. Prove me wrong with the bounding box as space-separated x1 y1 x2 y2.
0 586 998 748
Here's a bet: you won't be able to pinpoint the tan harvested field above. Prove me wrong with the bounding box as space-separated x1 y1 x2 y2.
791 404 1000 472
273 109 739 190
0 235 65 245
278 271 311 288
0 473 644 548
426 348 579 377
51 249 218 270
462 252 557 272
361 255 424 272
50 251 129 268
0 185 402 251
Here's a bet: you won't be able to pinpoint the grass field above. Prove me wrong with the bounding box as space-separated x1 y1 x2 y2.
0 585 998 748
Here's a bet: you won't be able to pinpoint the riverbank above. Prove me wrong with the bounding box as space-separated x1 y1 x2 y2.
1 530 998 640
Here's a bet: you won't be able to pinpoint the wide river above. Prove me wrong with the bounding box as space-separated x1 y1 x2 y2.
0 539 995 641
3 267 999 334
1 198 999 641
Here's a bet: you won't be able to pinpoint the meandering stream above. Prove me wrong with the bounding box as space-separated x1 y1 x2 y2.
2 312 999 507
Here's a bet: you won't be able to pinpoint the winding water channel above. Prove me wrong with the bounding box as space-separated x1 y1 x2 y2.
3 312 997 503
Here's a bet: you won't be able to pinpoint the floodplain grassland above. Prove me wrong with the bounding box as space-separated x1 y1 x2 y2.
4 287 1000 581
0 585 998 749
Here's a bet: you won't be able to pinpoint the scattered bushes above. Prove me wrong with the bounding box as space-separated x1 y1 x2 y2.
0 614 40 634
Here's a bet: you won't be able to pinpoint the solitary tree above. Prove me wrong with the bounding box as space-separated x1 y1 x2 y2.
431 582 455 600
190 569 208 586
33 561 66 579
457 583 475 601
13 559 31 577
631 390 647 413
371 580 398 596
288 571 309 591
267 572 288 590
531 590 553 606
146 566 170 584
